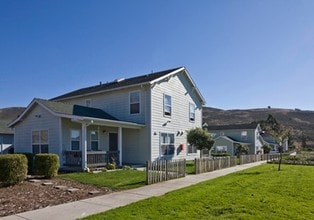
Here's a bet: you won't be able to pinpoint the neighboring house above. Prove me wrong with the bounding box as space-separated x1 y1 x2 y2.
9 67 205 170
205 123 264 155
262 134 289 153
0 132 14 154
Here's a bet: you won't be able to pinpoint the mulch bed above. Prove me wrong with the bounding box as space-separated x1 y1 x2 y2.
0 178 113 217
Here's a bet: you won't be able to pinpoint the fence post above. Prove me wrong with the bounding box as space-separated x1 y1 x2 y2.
146 161 150 185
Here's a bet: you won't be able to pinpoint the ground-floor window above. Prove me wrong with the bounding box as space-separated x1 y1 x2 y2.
71 129 80 151
90 130 99 151
32 130 49 154
216 145 227 153
160 133 175 156
187 144 197 154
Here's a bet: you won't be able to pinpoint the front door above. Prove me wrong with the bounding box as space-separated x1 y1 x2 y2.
109 133 118 151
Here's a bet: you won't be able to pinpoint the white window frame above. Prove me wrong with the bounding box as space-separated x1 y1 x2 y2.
189 103 195 122
85 99 91 107
187 143 197 155
32 130 49 154
160 133 175 156
216 146 227 153
90 130 99 151
164 94 172 117
241 131 248 141
70 129 81 151
129 91 141 114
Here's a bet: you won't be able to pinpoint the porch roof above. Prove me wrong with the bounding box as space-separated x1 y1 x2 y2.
8 99 145 129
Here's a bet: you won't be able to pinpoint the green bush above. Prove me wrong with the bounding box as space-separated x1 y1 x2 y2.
16 152 34 174
211 153 231 157
34 154 59 178
0 154 28 186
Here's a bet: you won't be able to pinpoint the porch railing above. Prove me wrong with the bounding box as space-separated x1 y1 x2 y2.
64 150 119 167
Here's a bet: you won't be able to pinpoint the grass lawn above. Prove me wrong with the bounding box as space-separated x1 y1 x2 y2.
83 164 314 219
60 169 146 190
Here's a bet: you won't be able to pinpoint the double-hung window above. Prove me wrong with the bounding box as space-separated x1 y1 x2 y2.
90 130 99 151
187 144 197 154
189 103 195 122
32 130 49 154
71 130 80 151
160 133 175 156
241 131 247 141
130 91 140 114
164 94 172 117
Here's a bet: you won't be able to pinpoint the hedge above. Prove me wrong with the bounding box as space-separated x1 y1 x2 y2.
0 154 28 186
34 154 59 178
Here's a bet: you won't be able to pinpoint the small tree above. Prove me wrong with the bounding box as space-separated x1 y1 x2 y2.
187 128 214 157
262 144 271 154
235 144 249 156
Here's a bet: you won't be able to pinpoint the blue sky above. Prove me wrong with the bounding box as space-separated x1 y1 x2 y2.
1 0 314 110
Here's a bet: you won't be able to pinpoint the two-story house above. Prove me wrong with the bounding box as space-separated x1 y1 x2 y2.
205 123 264 155
8 67 205 170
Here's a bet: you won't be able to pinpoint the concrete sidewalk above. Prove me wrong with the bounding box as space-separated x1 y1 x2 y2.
2 161 267 220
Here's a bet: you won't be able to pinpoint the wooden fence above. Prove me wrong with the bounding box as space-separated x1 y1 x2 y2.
239 154 262 165
195 156 237 174
146 159 186 185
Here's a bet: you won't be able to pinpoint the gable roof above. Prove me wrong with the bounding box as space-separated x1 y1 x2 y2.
50 67 206 105
206 122 259 131
8 99 144 129
51 67 182 101
214 135 251 145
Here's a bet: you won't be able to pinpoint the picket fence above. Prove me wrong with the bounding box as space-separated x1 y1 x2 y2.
146 159 186 185
194 156 237 174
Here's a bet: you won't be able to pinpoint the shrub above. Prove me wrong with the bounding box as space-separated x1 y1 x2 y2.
0 154 28 186
106 163 116 170
212 153 231 157
34 154 59 178
16 152 34 174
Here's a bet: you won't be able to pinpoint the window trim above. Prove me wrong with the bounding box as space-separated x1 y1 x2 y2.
189 102 195 122
187 143 197 155
31 129 49 154
160 132 175 156
90 130 99 151
85 99 91 107
163 94 172 117
129 91 141 115
70 129 81 151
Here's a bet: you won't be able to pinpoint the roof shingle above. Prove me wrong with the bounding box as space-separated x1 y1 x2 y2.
51 67 182 101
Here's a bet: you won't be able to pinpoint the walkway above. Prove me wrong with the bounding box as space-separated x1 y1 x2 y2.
2 161 267 220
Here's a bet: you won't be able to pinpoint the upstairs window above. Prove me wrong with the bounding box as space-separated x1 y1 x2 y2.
90 130 99 151
164 94 172 117
71 130 80 151
241 131 247 141
189 103 195 122
130 91 140 114
32 130 49 154
85 99 91 107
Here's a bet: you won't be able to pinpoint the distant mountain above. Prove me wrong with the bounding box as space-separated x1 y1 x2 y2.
203 107 314 148
0 107 25 134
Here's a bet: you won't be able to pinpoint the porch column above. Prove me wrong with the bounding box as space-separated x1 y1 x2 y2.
81 123 88 170
118 127 122 166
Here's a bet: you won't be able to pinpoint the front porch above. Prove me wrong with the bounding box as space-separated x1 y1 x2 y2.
64 150 119 168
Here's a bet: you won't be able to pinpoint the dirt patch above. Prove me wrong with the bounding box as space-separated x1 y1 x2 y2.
0 178 113 217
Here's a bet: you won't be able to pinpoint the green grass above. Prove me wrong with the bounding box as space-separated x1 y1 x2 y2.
60 169 146 190
83 164 314 219
185 160 195 174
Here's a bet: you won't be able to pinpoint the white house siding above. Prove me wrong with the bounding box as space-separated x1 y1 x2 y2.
14 104 60 157
150 71 202 161
60 85 149 125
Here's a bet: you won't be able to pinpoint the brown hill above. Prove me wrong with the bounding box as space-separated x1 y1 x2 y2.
203 107 314 148
0 107 25 134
